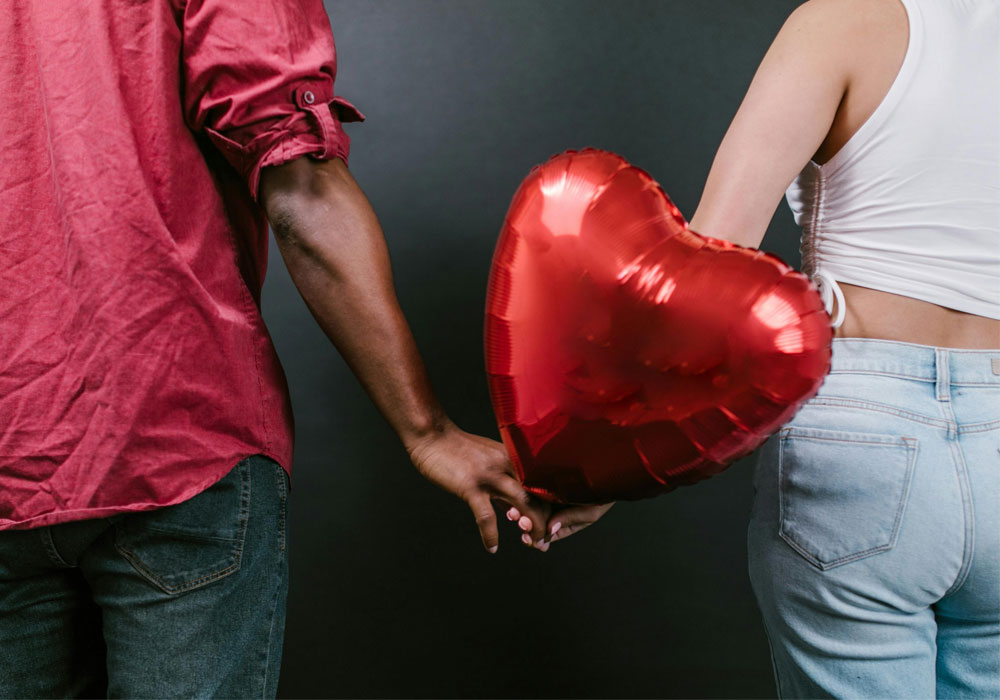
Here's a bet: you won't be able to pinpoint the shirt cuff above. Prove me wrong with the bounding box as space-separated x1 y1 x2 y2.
204 80 364 201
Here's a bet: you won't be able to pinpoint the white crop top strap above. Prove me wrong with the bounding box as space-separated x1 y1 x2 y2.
786 0 1000 328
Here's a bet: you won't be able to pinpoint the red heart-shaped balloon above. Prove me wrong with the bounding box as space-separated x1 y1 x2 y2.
485 149 832 504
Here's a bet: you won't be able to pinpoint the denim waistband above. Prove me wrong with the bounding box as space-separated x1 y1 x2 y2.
828 338 1000 387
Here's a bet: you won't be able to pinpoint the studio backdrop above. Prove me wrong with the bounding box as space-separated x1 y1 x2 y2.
263 1 803 697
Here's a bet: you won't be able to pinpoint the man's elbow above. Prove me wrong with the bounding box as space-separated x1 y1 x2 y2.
260 156 355 249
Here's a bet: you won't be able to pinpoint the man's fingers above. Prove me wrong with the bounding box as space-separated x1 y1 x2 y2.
468 494 500 554
498 456 519 480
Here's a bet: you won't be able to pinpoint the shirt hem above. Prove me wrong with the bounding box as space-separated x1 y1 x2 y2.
814 264 1000 320
0 447 291 532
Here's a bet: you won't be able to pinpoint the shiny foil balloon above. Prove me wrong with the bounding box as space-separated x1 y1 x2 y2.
485 149 832 504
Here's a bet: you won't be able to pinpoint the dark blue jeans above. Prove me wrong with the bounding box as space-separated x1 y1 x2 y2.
0 454 290 698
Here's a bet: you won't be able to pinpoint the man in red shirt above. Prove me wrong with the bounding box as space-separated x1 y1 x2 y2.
0 0 549 695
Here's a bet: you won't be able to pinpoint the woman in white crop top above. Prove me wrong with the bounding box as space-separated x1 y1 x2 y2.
528 0 1000 697
689 0 1000 696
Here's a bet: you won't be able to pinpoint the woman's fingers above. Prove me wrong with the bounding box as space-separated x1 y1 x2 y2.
489 474 549 545
548 502 615 543
506 506 548 550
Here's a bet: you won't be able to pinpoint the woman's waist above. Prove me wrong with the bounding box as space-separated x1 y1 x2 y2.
832 282 1000 349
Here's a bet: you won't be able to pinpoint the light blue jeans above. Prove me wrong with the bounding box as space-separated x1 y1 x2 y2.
749 339 999 699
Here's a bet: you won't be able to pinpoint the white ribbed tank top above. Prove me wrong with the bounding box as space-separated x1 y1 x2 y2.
785 0 1000 327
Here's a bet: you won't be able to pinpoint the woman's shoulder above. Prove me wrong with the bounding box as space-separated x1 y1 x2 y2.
780 0 908 166
777 0 907 97
782 0 906 38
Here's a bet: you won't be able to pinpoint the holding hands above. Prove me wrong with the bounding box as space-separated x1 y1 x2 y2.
404 420 552 553
404 419 613 554
506 502 615 552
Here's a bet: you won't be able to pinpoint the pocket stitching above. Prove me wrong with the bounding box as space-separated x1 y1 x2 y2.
777 432 919 571
806 397 949 429
114 461 253 595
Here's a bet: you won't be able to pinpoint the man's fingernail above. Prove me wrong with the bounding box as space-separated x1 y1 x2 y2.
488 545 498 554
518 516 532 532
506 508 517 521
550 522 562 535
534 539 545 548
540 543 550 552
521 533 532 546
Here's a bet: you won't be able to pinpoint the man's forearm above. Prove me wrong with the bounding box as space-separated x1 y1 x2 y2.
260 157 449 450
260 156 565 551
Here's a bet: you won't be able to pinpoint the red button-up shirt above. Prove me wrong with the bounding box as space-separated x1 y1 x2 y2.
0 0 362 529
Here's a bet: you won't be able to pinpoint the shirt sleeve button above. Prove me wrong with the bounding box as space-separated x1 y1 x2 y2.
303 90 316 105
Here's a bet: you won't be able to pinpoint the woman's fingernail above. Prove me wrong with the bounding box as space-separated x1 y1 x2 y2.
506 508 517 521
521 533 532 546
518 516 532 532
488 545 498 554
539 542 550 552
534 539 545 548
550 522 562 535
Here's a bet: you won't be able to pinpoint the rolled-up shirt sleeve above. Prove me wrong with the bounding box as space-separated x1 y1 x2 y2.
181 0 364 199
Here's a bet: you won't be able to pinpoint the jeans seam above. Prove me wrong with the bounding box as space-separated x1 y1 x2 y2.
828 370 1000 386
943 422 976 598
829 369 934 382
259 558 284 698
959 421 1000 435
274 464 287 552
779 428 913 446
808 396 953 430
40 528 70 568
235 458 252 564
261 468 288 698
127 526 239 543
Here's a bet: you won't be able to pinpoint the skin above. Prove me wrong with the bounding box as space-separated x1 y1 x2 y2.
258 157 552 553
524 0 998 544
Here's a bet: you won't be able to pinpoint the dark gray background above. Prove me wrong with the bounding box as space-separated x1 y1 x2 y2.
263 1 803 697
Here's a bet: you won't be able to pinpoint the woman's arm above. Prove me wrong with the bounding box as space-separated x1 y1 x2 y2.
689 0 899 247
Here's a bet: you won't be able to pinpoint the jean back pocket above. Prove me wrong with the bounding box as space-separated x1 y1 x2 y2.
778 426 918 570
114 458 252 594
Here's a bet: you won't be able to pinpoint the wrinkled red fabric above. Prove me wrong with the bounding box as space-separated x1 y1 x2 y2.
0 0 362 529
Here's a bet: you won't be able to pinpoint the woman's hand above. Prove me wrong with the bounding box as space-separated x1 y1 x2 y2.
406 422 551 553
506 502 615 550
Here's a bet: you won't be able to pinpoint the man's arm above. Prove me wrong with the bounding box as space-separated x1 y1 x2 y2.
259 156 548 552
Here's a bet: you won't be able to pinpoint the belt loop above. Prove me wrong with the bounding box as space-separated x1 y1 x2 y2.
935 349 951 402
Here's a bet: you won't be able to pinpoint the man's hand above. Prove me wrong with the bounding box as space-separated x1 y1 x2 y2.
507 501 615 549
260 156 548 553
406 422 550 553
